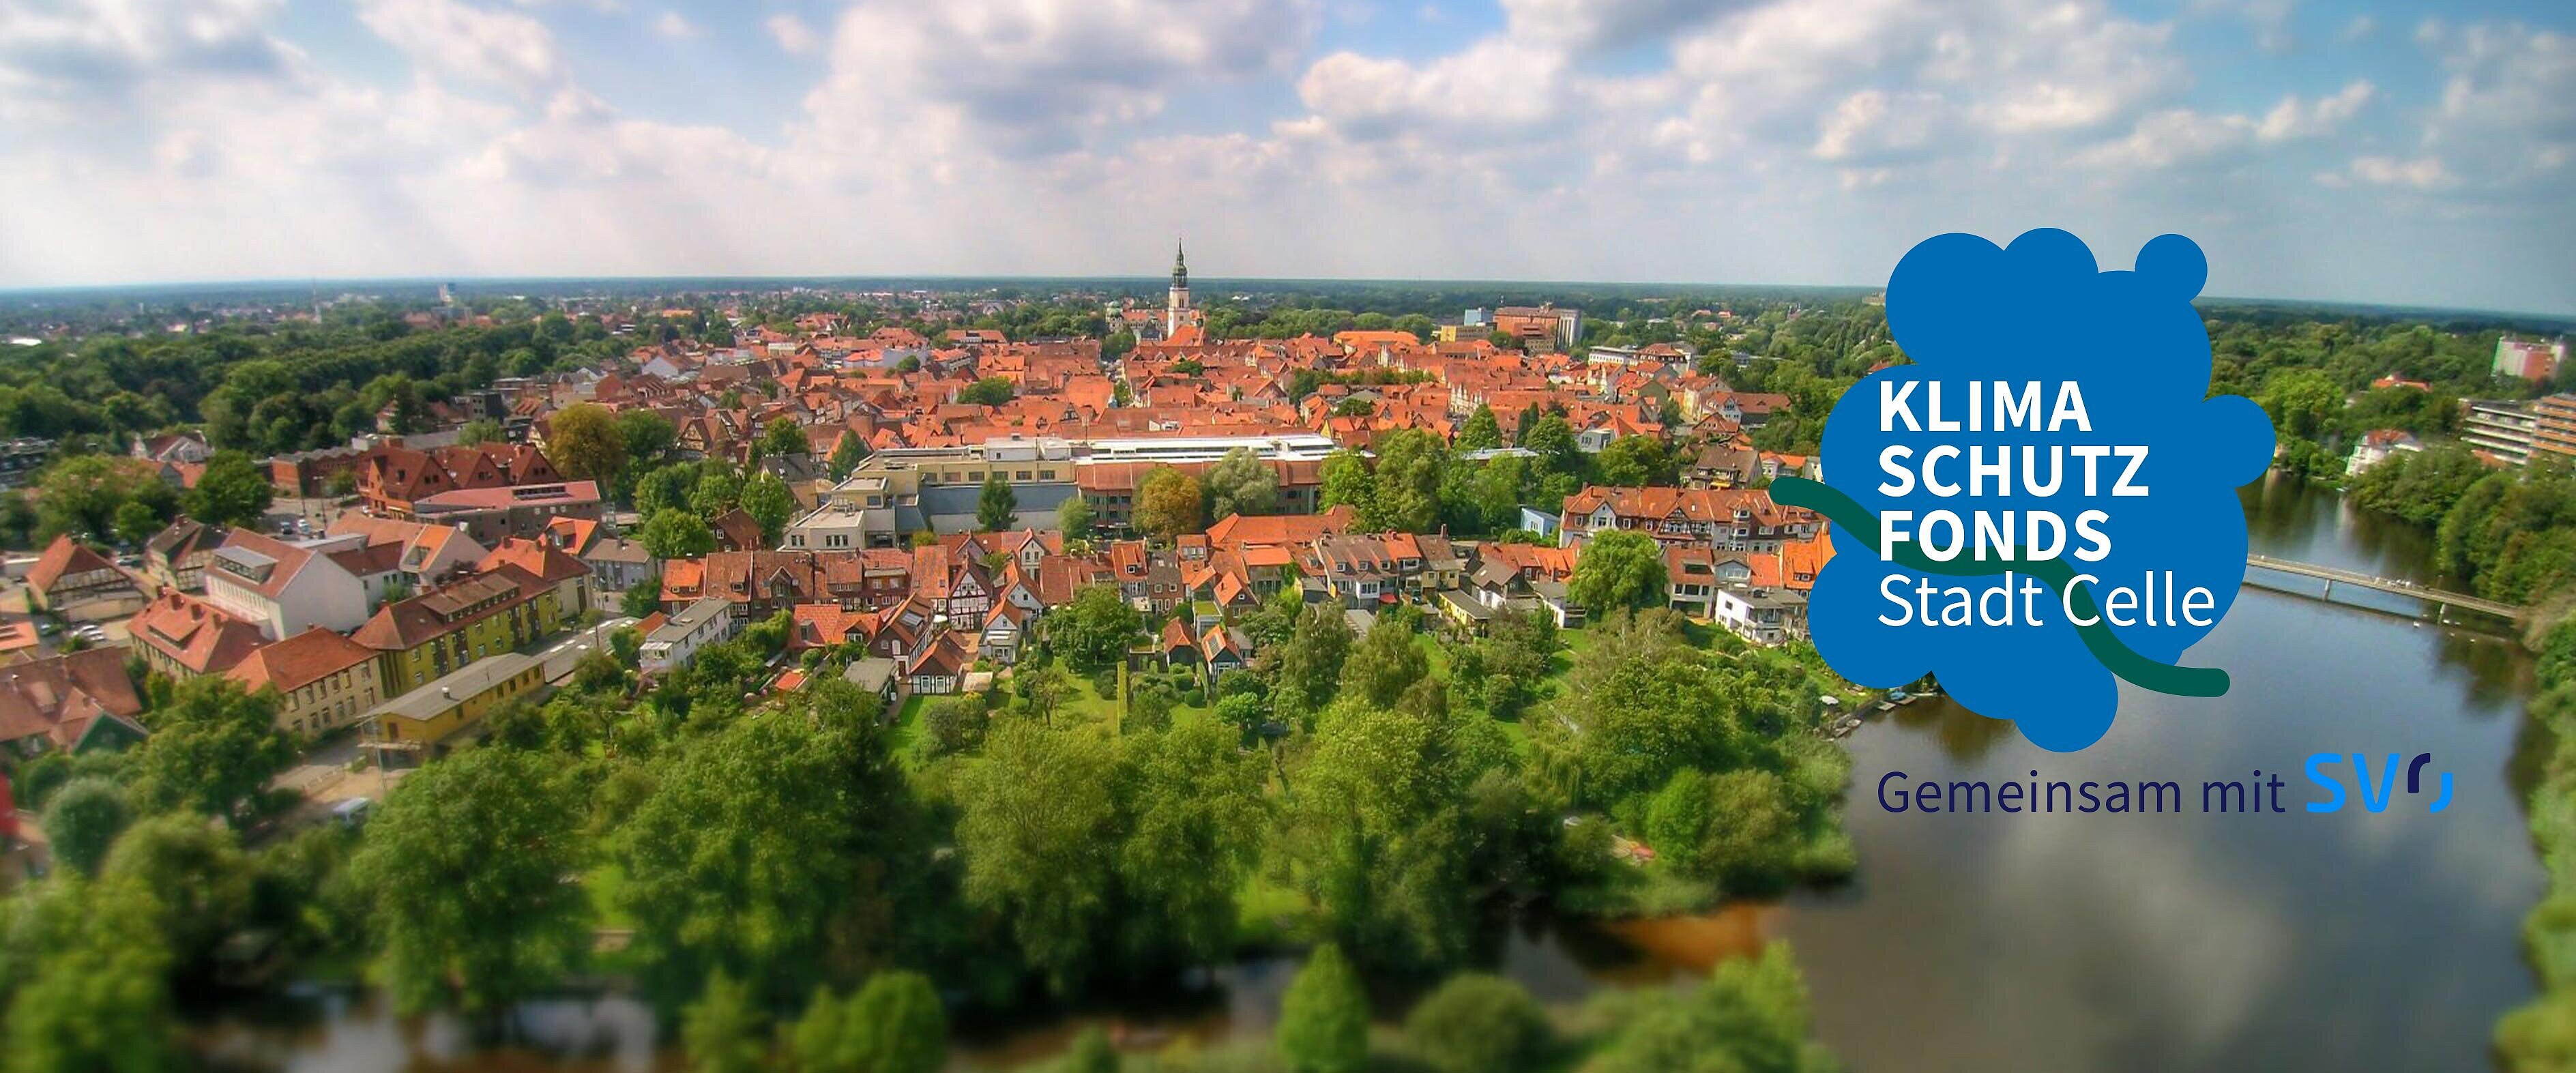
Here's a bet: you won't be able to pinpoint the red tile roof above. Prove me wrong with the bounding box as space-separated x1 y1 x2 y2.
228 626 375 694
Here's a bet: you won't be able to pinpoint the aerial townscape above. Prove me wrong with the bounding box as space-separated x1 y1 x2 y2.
0 246 2573 1073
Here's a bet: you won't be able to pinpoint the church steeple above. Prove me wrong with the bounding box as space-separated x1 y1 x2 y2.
1171 238 1188 291
1165 239 1194 338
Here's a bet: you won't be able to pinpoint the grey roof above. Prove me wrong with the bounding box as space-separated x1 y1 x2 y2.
843 656 898 692
365 651 542 723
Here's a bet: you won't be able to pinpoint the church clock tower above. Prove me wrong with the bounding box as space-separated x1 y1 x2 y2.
1166 239 1191 337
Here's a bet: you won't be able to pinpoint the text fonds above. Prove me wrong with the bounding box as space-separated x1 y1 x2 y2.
1869 379 2218 631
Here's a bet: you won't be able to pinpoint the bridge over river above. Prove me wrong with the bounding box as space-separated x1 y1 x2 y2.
2242 554 2526 624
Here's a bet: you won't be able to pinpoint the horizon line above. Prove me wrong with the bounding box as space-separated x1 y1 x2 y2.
2 273 2569 325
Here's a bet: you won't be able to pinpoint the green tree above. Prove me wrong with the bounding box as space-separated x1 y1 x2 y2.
1064 1025 1120 1073
1338 613 1428 709
624 576 663 618
126 676 293 828
1368 429 1448 532
954 721 1122 991
789 971 946 1073
35 455 142 540
641 508 717 560
761 416 810 458
39 777 128 877
956 377 1016 406
113 499 162 548
1568 531 1668 616
1594 435 1675 487
636 462 700 517
1136 466 1203 541
1048 584 1142 673
456 417 504 445
1205 447 1278 518
978 472 1019 531
683 970 770 1073
1278 943 1369 1073
1118 714 1266 968
828 431 870 481
1318 450 1374 520
347 748 591 1014
692 467 743 517
1286 701 1499 971
618 409 680 473
614 681 912 1008
99 814 254 976
1523 416 1579 477
1270 604 1356 720
1586 943 1836 1073
2259 368 2346 443
546 402 629 486
2 876 177 1073
1405 973 1551 1073
742 471 796 544
1057 494 1095 541
1455 405 1503 452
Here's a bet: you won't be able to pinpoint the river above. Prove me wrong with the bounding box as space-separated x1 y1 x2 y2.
197 477 2547 1071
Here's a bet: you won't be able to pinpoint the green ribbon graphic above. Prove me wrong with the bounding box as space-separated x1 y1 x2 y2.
1770 476 2229 699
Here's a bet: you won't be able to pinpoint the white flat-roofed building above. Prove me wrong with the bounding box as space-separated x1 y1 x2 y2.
640 596 739 675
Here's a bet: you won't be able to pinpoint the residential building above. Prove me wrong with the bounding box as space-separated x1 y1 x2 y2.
201 531 371 640
407 480 604 546
227 626 383 737
130 432 210 466
2463 400 2540 465
324 515 486 591
641 596 739 675
1492 304 1583 351
1713 587 1807 646
362 651 548 767
1559 485 1822 553
126 589 267 680
2496 336 2566 383
478 538 596 617
143 518 227 593
351 565 564 698
2534 394 2576 462
542 516 654 591
2347 429 2425 477
355 441 562 516
27 535 145 617
0 648 147 759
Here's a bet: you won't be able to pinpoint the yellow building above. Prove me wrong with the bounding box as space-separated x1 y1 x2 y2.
361 651 548 766
351 564 563 699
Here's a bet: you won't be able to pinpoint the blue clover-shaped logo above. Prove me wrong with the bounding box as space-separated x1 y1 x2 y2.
1782 229 2274 752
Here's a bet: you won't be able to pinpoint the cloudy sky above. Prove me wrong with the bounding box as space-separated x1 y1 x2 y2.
0 0 2570 313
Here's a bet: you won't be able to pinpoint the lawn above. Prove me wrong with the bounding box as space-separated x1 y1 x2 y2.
891 694 926 767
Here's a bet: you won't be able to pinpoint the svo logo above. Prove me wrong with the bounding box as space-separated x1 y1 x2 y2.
2305 753 2453 814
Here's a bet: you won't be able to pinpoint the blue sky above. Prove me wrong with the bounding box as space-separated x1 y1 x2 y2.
1 0 2571 314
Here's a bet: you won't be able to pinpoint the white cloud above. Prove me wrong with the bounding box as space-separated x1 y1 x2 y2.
0 0 2570 317
355 0 565 98
1496 0 1745 51
2256 80 2374 141
764 13 819 55
2346 154 2455 190
2075 82 2373 173
1299 38 1568 141
0 0 297 123
650 10 697 38
799 0 1319 159
2414 23 2576 188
